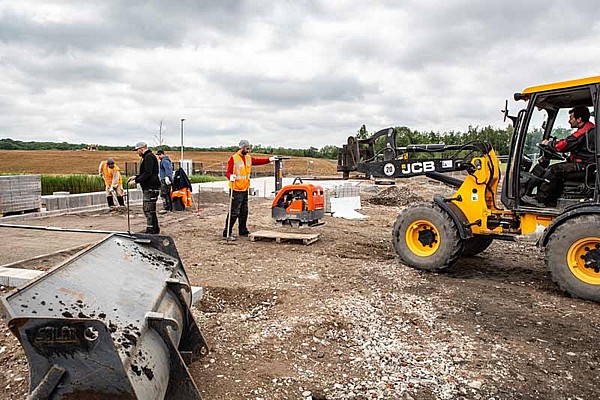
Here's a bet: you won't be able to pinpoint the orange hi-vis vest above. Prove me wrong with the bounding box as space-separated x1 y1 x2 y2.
101 161 122 187
171 187 193 207
230 152 252 191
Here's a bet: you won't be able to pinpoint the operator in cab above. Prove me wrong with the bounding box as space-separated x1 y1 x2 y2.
523 106 595 207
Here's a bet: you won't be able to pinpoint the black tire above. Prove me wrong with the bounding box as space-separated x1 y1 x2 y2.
546 214 600 302
392 203 463 271
461 236 494 257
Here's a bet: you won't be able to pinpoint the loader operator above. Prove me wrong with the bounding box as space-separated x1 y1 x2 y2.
223 139 276 240
523 106 595 207
98 158 125 209
127 142 161 234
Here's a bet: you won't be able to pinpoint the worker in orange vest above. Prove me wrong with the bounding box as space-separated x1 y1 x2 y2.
223 139 277 240
98 158 125 209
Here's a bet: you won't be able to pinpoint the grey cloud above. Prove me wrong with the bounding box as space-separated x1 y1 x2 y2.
208 72 380 106
1 0 599 149
349 1 600 70
0 47 122 94
0 1 314 52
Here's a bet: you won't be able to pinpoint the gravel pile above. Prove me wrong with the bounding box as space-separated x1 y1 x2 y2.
308 290 489 399
364 185 424 207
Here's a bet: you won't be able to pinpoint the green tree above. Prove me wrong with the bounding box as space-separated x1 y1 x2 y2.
319 145 338 159
356 124 369 139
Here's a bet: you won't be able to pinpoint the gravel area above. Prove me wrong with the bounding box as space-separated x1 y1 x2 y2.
1 178 600 399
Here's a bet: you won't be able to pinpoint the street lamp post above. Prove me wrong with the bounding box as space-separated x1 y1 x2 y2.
180 118 185 161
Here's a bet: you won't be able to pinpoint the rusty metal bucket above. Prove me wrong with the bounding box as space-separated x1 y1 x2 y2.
1 234 208 399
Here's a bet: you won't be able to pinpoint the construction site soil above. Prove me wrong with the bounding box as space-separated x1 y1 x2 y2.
1 178 599 399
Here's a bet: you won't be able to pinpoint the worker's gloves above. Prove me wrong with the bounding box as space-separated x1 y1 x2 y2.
269 156 277 162
164 177 171 185
229 174 236 182
109 187 116 193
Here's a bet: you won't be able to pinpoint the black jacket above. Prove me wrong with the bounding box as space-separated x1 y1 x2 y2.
135 149 161 190
554 122 596 164
173 167 192 191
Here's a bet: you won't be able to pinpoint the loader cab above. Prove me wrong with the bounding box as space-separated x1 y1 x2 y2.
502 77 600 212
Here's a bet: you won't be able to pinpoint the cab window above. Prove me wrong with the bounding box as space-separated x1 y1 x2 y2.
523 106 547 161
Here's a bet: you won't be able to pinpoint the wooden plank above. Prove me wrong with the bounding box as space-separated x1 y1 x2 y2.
303 236 320 245
249 230 321 245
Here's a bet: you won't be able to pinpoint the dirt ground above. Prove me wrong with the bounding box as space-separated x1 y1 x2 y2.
0 150 337 177
1 178 600 399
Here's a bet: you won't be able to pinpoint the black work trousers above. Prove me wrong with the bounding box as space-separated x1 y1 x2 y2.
160 181 172 211
143 189 160 234
223 190 249 237
107 195 125 207
535 161 586 206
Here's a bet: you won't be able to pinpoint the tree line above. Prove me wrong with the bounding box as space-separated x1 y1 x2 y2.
0 124 514 159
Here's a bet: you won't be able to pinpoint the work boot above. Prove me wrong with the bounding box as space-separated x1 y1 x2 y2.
239 230 250 237
222 235 237 241
159 209 168 214
522 195 546 208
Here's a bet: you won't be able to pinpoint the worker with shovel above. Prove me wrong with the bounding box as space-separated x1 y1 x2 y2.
98 158 125 210
128 142 161 234
223 139 276 240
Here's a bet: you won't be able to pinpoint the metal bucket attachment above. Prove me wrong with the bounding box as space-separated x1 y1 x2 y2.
0 234 208 399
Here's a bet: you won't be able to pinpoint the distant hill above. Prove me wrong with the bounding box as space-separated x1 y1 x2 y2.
0 138 191 151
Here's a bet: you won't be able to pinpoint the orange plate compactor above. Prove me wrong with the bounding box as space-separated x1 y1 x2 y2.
271 171 325 226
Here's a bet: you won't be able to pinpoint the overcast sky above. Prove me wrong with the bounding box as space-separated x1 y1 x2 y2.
0 0 599 149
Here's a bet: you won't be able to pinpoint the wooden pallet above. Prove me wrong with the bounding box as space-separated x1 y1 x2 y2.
249 230 321 245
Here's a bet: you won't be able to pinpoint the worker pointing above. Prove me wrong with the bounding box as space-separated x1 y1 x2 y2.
223 139 277 240
99 158 125 209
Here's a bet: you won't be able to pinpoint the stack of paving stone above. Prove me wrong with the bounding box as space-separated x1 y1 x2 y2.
0 175 41 216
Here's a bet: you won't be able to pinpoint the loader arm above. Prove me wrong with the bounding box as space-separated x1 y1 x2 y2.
338 129 493 183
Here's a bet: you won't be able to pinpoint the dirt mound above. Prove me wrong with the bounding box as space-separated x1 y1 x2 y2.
364 185 424 207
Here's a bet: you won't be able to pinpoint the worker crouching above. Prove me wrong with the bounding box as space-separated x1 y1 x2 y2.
99 158 125 209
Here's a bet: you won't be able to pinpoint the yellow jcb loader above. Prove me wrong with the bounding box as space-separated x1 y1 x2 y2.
338 76 600 302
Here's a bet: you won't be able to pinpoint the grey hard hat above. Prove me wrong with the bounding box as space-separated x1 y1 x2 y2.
134 141 147 150
106 158 115 165
239 139 251 148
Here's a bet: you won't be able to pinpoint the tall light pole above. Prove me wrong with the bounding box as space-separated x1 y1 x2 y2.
180 118 185 161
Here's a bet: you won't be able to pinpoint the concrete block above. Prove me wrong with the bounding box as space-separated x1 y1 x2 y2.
44 196 59 211
68 193 91 209
92 192 107 206
57 196 69 210
131 189 143 201
191 286 203 305
0 267 44 287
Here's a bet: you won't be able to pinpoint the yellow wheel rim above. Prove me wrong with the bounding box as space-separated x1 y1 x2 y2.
567 237 600 285
405 219 440 257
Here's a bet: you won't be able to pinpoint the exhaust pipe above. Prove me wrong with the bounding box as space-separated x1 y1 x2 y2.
1 233 208 399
